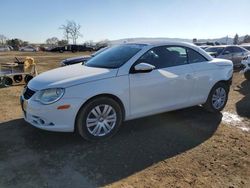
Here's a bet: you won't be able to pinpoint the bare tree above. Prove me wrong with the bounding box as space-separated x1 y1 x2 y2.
59 22 71 43
60 21 82 44
46 37 59 46
0 34 7 45
58 40 68 46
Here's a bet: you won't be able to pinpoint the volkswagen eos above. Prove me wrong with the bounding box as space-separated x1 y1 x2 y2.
20 42 233 141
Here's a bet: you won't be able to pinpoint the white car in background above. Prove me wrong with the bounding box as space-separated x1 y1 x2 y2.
0 45 10 52
19 46 38 52
20 42 233 141
241 55 250 80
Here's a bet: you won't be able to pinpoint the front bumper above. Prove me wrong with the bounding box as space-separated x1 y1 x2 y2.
20 96 83 132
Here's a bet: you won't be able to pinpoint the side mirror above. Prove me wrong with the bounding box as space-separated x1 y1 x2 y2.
133 63 155 73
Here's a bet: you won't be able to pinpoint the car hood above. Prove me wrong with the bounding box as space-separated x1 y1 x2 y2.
28 64 118 90
211 58 233 67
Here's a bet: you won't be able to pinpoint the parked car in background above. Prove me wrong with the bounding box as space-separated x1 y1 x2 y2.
7 45 14 51
50 45 94 53
19 46 38 52
60 47 108 66
240 43 250 51
0 46 11 52
199 46 209 50
49 46 65 53
205 45 249 68
65 45 94 52
21 42 233 141
60 56 91 66
241 55 250 80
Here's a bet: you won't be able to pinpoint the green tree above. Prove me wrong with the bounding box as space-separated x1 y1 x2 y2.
243 35 250 43
6 38 23 50
233 34 239 45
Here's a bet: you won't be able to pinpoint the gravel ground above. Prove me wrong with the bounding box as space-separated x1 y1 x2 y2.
0 52 249 188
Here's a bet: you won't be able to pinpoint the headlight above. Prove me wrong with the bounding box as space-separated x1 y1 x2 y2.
34 88 65 105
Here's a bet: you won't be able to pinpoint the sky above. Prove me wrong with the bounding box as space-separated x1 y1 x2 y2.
0 0 249 43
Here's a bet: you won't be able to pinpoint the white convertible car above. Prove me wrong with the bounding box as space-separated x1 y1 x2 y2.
20 42 233 141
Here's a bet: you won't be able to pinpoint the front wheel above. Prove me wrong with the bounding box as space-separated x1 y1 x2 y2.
203 82 229 113
76 97 123 141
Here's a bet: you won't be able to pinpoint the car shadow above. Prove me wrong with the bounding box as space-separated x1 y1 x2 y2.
235 79 250 118
0 106 221 187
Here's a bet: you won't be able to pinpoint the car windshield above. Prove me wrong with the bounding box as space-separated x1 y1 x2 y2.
205 47 225 55
85 44 144 68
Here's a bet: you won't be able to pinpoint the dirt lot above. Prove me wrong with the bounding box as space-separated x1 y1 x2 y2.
0 52 249 188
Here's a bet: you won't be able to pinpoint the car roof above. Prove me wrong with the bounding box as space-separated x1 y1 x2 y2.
206 45 244 48
240 43 250 46
124 41 213 61
124 41 196 46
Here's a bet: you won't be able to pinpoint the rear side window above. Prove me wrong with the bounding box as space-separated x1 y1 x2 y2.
232 47 244 53
187 48 207 63
223 47 234 54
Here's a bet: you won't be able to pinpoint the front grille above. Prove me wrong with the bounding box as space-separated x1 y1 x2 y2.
23 87 36 100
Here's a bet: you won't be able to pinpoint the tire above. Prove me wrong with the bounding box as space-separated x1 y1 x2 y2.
76 97 123 141
244 70 250 80
13 75 23 83
2 77 13 87
203 82 229 113
24 75 33 84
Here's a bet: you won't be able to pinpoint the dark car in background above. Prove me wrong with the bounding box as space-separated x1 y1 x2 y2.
65 45 94 52
60 47 108 66
49 46 65 53
60 56 91 66
50 45 94 53
205 45 249 68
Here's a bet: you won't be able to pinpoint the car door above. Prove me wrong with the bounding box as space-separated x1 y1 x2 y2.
129 46 195 118
219 47 234 61
232 46 247 67
187 48 215 104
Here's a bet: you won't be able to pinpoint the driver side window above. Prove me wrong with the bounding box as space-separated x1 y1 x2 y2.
137 46 188 69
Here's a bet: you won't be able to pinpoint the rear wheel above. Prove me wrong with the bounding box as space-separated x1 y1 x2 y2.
76 97 123 141
203 82 229 113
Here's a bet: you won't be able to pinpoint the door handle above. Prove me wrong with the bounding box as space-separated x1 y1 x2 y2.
185 74 193 80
